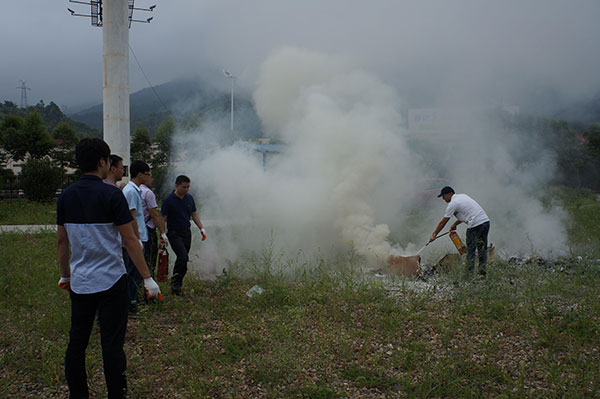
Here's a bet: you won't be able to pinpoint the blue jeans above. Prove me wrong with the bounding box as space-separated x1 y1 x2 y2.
466 221 490 274
65 275 128 398
167 229 191 291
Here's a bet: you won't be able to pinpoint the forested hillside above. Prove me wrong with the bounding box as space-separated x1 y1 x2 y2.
0 100 98 138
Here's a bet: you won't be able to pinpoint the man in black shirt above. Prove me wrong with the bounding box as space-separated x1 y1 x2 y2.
161 175 206 295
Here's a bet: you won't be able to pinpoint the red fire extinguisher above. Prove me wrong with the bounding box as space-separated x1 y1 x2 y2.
449 231 466 255
157 246 168 283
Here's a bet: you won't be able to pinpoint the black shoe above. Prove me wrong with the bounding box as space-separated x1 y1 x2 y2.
128 311 140 319
128 305 139 319
128 301 138 314
171 288 184 296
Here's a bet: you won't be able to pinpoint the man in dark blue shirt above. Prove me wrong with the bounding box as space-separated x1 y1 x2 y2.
57 138 161 398
161 175 206 295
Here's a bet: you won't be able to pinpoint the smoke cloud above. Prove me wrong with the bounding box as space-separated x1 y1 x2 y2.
171 46 568 277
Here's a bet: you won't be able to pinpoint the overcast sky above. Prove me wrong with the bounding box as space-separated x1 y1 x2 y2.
1 0 599 111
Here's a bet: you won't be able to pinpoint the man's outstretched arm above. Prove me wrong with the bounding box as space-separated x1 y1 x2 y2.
430 217 450 242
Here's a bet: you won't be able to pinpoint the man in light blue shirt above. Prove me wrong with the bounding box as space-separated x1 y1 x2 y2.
122 160 152 312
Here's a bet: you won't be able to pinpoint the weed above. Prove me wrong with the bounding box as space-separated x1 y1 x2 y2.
341 365 398 390
220 332 262 363
298 381 339 399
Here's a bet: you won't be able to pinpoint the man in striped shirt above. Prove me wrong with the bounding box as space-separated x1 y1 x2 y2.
57 138 161 398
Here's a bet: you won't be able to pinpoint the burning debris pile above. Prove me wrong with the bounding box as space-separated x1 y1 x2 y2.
378 241 599 281
506 255 600 274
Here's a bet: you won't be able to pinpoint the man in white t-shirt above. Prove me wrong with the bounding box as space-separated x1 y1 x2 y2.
429 186 491 276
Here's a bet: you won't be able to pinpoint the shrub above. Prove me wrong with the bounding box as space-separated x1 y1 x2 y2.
20 158 63 202
0 167 16 191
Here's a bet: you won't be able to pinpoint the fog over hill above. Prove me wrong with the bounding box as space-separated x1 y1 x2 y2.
68 77 263 140
67 73 600 144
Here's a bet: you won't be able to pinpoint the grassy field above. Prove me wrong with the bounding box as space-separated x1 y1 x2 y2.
0 199 57 225
0 187 599 398
547 187 600 256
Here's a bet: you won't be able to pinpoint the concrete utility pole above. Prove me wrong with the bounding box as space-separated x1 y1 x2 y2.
102 0 131 176
68 0 155 181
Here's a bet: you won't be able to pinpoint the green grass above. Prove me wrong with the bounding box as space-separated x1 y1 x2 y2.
546 186 600 255
1 186 599 398
0 199 57 225
1 231 599 398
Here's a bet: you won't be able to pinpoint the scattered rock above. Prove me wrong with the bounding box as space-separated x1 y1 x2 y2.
246 285 264 297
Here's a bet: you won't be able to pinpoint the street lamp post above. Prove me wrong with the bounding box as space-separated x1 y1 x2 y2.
223 69 236 131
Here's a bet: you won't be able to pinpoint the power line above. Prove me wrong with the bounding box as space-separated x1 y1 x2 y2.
129 44 170 114
16 80 31 108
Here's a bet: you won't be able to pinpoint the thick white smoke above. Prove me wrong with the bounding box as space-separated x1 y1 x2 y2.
171 46 569 278
252 47 424 265
441 117 569 258
173 47 427 275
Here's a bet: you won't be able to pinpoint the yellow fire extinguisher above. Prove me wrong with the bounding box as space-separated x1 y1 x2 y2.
449 231 466 255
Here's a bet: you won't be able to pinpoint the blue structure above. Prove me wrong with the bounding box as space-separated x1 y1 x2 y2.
247 143 286 169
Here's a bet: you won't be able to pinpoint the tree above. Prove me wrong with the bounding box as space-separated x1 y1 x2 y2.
0 113 24 131
2 111 54 161
152 117 175 167
1 114 25 145
52 122 79 169
184 113 202 133
0 167 15 190
24 111 54 158
579 123 600 189
131 126 152 162
0 114 24 166
20 157 63 202
152 117 175 197
583 123 600 159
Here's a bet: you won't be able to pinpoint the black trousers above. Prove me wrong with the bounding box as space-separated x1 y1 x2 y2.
65 275 128 399
466 221 490 273
166 229 191 290
123 248 143 311
145 226 159 277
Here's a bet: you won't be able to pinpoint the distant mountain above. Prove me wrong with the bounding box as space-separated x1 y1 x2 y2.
0 100 99 138
68 77 263 140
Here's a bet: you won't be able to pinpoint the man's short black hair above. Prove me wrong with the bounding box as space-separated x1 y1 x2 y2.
437 186 455 198
109 154 123 168
75 138 110 173
130 160 150 178
175 175 190 185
